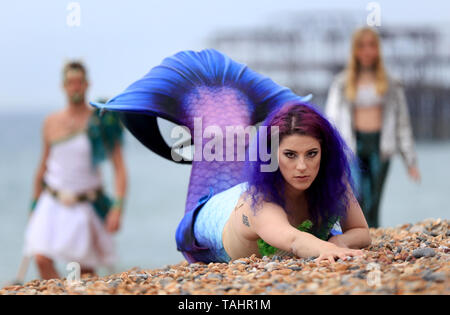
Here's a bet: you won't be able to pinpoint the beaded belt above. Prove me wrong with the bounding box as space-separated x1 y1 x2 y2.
43 181 103 207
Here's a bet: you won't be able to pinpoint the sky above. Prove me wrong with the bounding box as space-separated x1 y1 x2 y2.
0 0 449 113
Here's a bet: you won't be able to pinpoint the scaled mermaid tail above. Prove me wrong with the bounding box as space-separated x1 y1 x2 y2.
91 49 311 214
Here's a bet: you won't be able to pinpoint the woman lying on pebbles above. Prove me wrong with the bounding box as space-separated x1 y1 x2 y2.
188 103 369 265
92 49 370 266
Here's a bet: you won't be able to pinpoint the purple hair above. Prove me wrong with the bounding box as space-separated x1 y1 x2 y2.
244 101 360 232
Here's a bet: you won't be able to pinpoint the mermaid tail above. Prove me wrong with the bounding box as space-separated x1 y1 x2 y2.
91 49 311 214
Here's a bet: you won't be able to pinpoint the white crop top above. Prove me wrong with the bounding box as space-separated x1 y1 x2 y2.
354 83 383 108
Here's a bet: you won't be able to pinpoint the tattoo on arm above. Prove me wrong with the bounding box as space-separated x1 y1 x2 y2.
242 214 250 227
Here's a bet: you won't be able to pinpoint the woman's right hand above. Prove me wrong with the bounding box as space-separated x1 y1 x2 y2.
315 243 364 265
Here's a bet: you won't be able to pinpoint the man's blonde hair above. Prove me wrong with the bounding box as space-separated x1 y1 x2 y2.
63 60 88 82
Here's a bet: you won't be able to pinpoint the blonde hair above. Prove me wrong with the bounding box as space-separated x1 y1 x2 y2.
345 27 388 102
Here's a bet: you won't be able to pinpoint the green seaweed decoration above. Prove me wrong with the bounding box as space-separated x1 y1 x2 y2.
257 219 314 257
87 106 124 167
256 215 341 257
83 102 124 220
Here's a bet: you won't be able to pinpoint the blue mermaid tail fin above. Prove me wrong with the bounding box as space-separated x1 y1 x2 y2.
90 48 312 214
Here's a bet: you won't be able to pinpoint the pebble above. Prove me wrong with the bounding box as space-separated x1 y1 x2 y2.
264 262 280 272
207 273 222 280
274 283 292 291
409 225 425 234
421 270 446 283
159 277 173 287
354 270 367 280
232 259 248 265
412 248 436 258
1 219 448 295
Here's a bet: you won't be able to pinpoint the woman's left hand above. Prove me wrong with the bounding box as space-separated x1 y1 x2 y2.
408 166 421 183
327 235 349 249
105 208 121 233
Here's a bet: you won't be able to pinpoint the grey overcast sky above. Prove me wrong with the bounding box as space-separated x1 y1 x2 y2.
0 0 448 113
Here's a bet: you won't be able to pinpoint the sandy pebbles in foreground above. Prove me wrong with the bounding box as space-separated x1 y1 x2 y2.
1 218 448 295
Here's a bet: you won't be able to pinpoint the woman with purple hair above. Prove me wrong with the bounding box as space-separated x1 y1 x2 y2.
190 102 370 264
91 49 369 265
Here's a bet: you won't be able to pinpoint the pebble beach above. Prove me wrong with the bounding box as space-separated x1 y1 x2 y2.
1 218 448 295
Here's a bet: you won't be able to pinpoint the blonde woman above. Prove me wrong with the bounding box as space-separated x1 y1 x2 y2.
325 27 421 228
